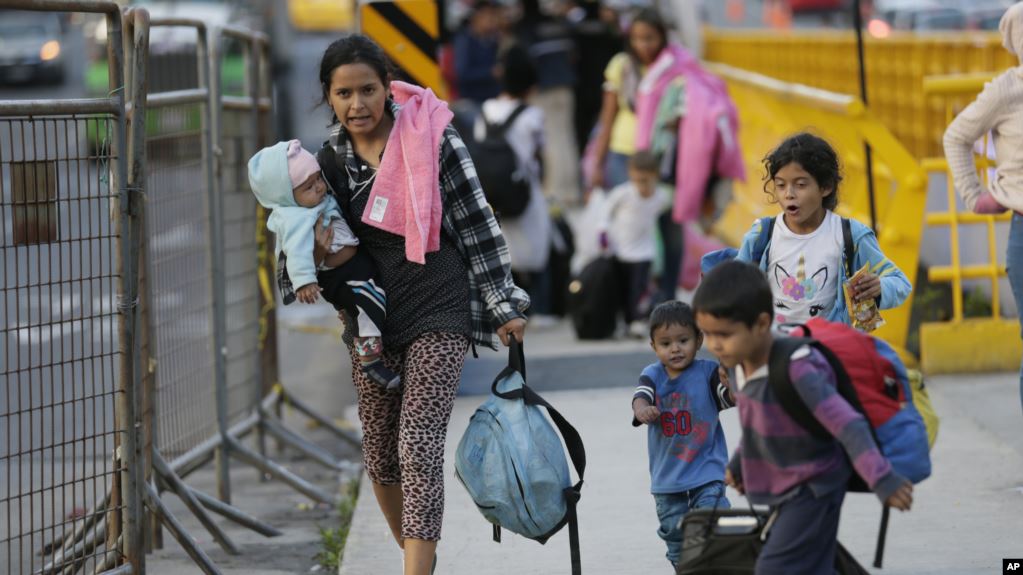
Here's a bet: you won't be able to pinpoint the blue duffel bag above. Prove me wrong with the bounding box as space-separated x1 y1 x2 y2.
455 339 586 575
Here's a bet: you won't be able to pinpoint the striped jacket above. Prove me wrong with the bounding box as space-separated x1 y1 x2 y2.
277 100 529 350
730 345 906 506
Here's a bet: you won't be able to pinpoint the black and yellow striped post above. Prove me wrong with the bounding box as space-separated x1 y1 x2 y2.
359 0 448 99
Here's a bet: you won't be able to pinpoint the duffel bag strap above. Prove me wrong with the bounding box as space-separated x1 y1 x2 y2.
565 484 582 575
492 339 587 481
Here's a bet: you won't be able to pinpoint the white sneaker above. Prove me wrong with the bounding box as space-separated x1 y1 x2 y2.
628 320 649 339
529 314 560 330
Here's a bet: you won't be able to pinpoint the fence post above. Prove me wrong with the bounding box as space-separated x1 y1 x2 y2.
116 5 146 572
207 24 234 506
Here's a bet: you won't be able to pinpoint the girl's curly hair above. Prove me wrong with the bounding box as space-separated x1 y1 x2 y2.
761 132 843 211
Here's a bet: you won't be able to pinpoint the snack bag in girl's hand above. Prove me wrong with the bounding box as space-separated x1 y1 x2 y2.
844 263 885 332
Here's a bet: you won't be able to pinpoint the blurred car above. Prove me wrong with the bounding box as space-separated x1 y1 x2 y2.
868 0 966 35
0 10 66 84
951 0 1013 30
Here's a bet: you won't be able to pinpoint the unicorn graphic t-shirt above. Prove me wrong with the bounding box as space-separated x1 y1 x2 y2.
768 211 844 325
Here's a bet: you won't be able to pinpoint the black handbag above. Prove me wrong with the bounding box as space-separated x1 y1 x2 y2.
676 503 870 575
676 506 769 575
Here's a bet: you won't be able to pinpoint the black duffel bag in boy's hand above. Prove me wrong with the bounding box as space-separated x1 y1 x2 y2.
676 505 869 575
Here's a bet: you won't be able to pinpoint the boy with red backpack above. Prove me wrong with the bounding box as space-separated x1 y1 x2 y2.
694 261 916 573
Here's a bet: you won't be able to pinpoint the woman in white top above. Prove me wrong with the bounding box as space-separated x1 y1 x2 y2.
943 3 1023 414
475 45 553 313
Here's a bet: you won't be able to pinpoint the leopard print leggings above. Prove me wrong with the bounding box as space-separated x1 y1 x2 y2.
349 332 470 541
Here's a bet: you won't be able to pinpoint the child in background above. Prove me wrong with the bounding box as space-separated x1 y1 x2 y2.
694 261 913 573
735 133 910 327
631 300 733 569
248 140 400 390
603 150 672 337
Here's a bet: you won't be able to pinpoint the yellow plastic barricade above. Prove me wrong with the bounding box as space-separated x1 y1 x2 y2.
918 73 1022 373
706 63 927 358
704 29 1016 160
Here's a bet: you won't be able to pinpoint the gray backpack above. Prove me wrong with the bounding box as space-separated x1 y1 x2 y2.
454 339 586 574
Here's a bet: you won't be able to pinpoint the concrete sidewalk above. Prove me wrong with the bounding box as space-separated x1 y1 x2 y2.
340 346 1023 574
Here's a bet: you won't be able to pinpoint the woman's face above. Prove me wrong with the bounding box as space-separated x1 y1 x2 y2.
327 62 388 137
629 21 664 65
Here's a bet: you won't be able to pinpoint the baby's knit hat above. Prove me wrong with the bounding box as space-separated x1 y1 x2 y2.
287 139 320 188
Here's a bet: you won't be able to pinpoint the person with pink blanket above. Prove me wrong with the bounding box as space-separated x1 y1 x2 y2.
590 8 743 303
299 35 528 575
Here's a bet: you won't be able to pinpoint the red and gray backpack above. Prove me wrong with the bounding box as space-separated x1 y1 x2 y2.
769 317 931 567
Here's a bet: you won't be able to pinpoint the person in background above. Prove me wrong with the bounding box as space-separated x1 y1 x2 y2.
602 150 672 337
571 0 623 156
476 45 554 324
943 3 1023 416
590 8 686 304
453 0 502 105
515 0 582 207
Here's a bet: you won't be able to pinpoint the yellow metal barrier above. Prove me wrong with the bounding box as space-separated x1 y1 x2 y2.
704 29 1015 159
707 63 927 356
918 74 1022 373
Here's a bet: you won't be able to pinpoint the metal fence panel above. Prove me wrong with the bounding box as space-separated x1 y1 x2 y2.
144 99 218 459
220 105 263 426
213 31 273 428
0 112 126 574
138 19 219 463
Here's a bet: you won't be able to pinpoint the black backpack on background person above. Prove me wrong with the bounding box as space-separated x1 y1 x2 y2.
568 255 620 340
471 104 532 218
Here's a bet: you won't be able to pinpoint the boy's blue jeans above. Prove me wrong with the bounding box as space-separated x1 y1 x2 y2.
653 480 729 566
1008 213 1023 416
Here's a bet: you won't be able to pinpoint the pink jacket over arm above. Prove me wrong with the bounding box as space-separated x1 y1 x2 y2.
634 43 745 223
363 81 454 264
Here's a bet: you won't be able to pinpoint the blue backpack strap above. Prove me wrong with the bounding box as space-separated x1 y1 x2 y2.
751 216 775 266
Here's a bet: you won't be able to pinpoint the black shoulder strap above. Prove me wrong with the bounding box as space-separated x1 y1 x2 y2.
486 104 529 138
491 339 586 481
767 337 833 440
768 336 869 440
841 217 855 279
317 143 349 213
491 338 585 575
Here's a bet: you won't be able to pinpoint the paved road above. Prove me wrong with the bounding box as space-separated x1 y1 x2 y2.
340 322 1023 575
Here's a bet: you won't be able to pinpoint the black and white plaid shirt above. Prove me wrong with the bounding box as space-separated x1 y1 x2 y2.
278 100 529 350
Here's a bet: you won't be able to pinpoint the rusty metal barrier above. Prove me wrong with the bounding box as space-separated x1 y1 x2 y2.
918 73 1022 373
704 28 1016 159
0 1 143 574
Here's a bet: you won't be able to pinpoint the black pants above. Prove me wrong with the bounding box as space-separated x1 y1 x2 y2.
618 259 652 325
657 211 684 304
317 249 386 338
